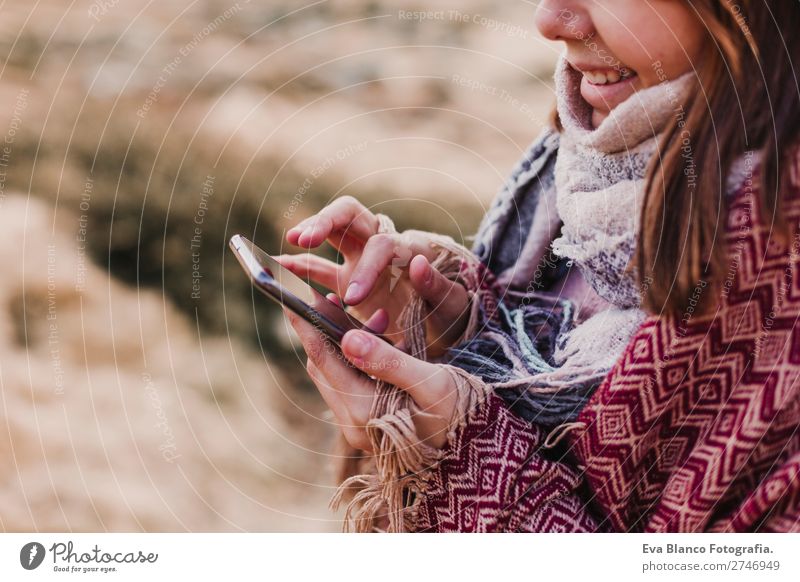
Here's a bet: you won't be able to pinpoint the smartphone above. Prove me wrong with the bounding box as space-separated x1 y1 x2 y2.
229 234 378 345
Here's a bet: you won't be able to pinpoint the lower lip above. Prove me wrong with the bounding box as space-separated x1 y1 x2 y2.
580 73 639 114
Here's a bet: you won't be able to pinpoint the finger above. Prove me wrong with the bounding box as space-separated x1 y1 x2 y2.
306 360 375 453
327 293 390 336
325 292 343 307
305 360 349 423
286 226 303 246
408 254 470 321
306 360 371 424
289 197 379 249
340 330 454 410
306 352 374 404
326 229 364 261
344 234 403 305
363 308 390 334
310 196 379 245
275 253 341 291
285 307 372 401
285 307 366 386
284 308 338 367
285 307 382 450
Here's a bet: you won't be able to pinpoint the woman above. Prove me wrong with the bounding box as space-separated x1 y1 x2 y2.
279 0 800 532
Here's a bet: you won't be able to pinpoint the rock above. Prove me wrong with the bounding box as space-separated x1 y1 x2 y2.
0 194 339 531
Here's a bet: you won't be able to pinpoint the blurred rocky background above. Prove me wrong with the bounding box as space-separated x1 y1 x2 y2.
0 0 557 531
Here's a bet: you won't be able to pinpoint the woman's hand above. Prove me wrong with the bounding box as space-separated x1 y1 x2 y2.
285 307 459 452
279 196 470 356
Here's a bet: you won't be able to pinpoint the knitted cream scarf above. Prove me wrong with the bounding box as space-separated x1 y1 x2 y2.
551 55 695 307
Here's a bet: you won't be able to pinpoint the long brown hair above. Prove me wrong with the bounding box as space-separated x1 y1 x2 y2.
637 0 800 315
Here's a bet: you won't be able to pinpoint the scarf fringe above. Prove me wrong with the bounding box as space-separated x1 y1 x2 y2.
330 222 492 532
330 365 491 532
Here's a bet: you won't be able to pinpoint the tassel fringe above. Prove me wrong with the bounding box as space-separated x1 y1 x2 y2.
330 218 491 532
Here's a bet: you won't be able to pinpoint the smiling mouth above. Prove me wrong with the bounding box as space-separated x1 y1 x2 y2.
581 68 636 85
570 61 641 118
569 60 638 85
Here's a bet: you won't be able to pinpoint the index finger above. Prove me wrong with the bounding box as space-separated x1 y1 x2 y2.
287 196 380 249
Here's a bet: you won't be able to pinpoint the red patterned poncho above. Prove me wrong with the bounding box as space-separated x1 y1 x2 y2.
412 163 800 533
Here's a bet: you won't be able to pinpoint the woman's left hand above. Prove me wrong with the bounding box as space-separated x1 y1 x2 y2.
284 306 459 452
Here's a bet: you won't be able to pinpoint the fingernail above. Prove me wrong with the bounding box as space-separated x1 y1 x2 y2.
346 331 372 357
344 282 360 304
424 262 434 286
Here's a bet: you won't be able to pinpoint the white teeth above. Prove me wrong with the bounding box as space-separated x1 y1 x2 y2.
584 71 608 84
583 69 630 85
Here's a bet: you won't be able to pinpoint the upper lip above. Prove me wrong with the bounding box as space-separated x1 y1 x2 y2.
568 61 636 76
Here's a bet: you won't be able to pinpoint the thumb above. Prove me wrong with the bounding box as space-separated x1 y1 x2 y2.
408 254 469 321
340 330 453 409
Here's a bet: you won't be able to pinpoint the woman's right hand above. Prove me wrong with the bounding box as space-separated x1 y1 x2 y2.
278 196 471 356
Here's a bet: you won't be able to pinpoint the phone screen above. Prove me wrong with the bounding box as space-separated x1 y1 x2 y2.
229 234 371 344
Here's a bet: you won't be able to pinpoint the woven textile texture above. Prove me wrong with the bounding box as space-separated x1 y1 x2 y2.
413 162 800 532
